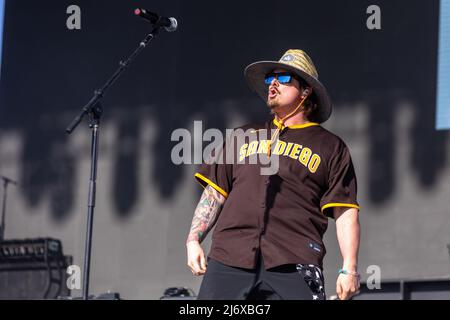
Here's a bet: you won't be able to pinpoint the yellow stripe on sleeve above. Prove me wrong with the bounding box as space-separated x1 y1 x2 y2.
321 203 360 214
194 173 229 198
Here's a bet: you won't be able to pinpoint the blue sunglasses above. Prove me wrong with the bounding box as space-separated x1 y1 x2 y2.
264 72 296 85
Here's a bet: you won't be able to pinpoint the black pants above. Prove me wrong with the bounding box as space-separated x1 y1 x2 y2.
197 254 326 300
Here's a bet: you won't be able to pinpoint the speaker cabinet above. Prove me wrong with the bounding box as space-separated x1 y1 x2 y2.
0 256 72 300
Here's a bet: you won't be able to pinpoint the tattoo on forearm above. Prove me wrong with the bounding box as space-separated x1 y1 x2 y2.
187 185 225 244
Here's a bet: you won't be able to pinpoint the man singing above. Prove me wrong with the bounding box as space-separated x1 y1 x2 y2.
186 49 360 300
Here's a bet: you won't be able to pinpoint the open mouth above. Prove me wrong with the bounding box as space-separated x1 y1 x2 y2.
268 87 279 99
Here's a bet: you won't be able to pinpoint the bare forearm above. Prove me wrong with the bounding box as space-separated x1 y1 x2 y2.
186 185 225 244
335 207 360 271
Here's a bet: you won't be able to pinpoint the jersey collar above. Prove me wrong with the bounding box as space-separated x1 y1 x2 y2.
273 118 319 129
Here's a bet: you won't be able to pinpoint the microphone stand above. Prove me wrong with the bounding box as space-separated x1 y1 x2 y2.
0 175 17 242
66 24 162 300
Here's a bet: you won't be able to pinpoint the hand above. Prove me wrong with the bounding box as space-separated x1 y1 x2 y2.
336 273 360 300
186 241 207 276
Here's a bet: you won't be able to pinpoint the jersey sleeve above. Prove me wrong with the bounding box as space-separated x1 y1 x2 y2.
320 141 360 218
194 139 233 199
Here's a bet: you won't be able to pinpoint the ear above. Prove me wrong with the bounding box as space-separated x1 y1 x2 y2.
302 87 312 98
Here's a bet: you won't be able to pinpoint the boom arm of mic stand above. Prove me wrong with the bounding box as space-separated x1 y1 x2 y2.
65 25 161 134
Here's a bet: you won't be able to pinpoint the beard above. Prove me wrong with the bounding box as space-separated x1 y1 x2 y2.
267 96 280 111
267 95 304 118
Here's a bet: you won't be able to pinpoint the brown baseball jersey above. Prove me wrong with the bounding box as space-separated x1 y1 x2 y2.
195 118 359 270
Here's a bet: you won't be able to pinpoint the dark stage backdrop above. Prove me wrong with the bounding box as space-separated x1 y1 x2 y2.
0 0 449 299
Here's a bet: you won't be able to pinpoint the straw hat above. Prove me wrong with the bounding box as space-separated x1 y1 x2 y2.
244 49 332 123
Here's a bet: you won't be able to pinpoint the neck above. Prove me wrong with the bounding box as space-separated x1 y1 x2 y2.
274 110 309 127
271 94 310 127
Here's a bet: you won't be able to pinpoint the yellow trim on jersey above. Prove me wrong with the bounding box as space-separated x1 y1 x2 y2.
273 118 319 129
194 173 229 198
321 203 360 214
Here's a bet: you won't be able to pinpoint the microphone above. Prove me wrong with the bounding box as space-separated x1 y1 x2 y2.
134 8 178 32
